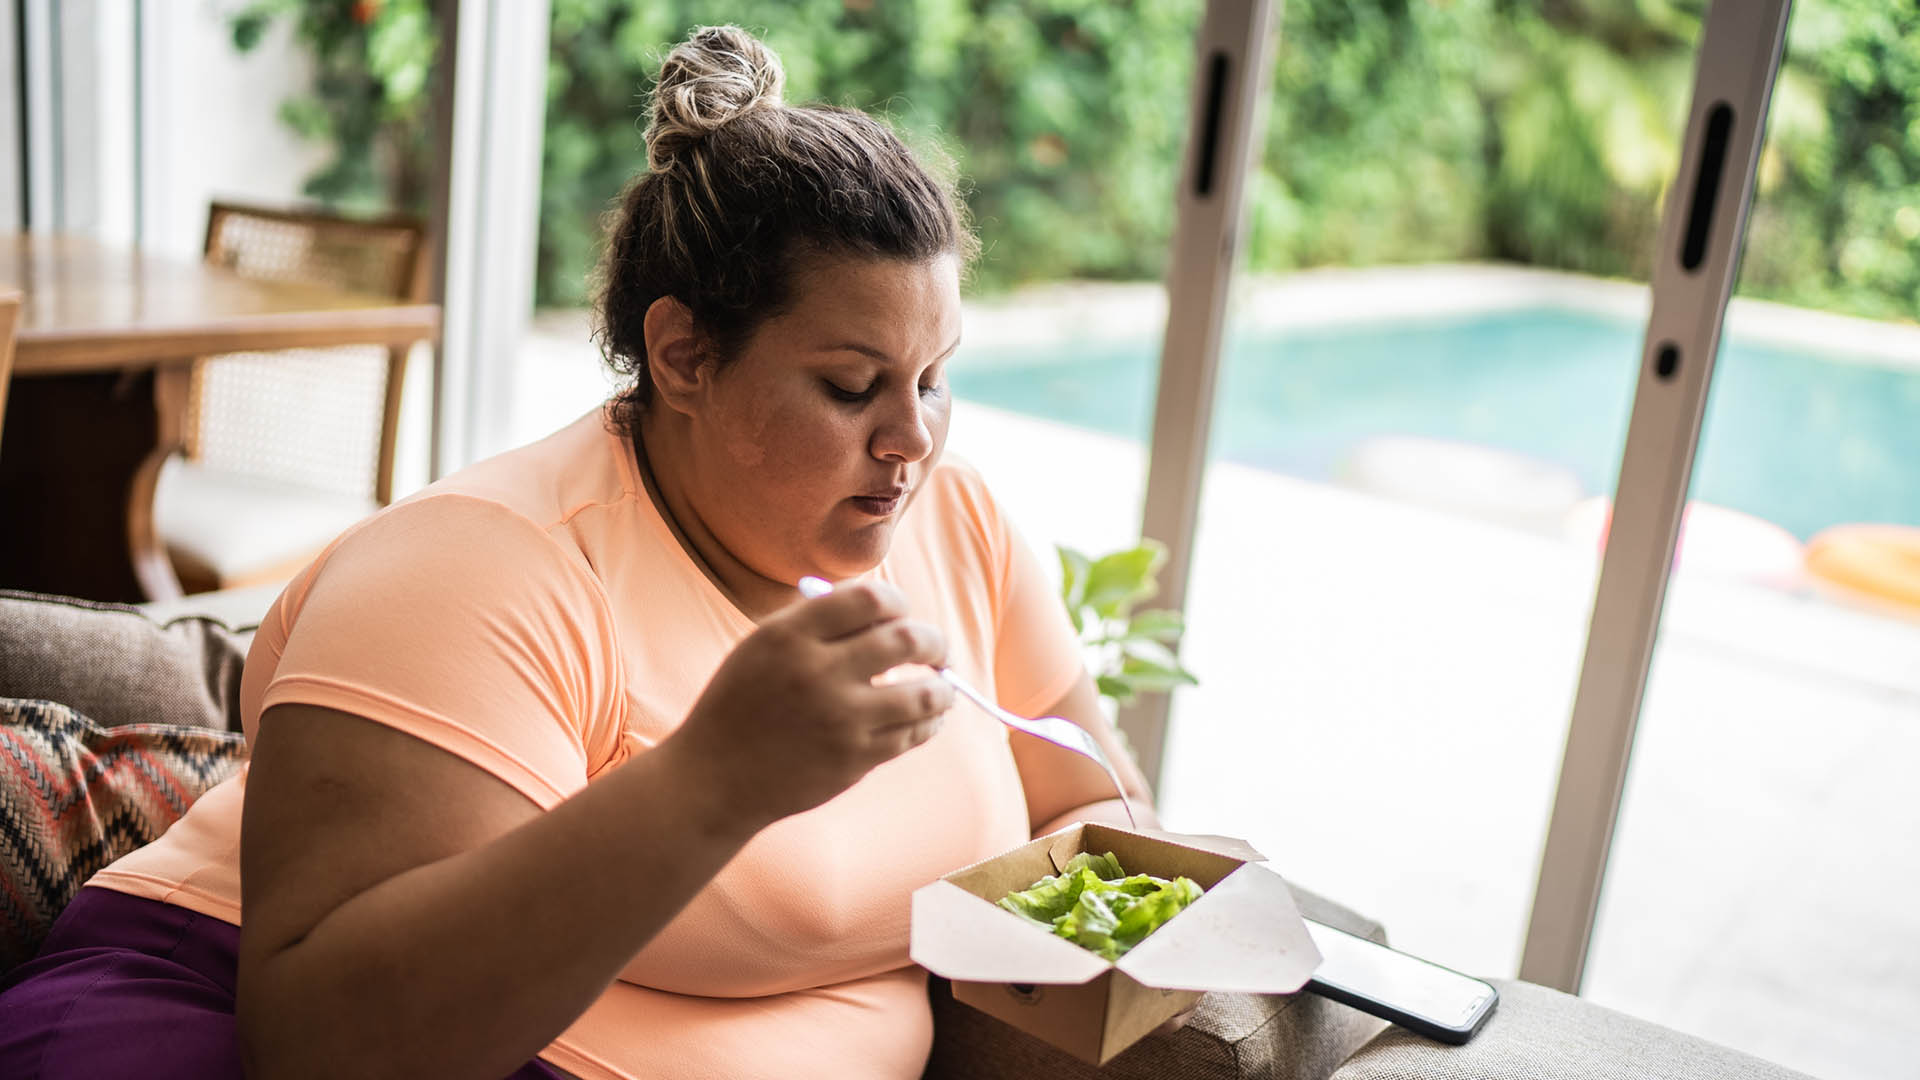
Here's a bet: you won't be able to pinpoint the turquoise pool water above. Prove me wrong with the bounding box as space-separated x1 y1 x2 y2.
949 307 1920 541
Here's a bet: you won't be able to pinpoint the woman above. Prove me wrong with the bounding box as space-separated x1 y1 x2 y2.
0 26 1153 1080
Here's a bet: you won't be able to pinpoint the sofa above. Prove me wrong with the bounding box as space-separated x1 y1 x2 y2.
0 588 1813 1079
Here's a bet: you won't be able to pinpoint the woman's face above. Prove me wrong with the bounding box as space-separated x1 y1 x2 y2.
682 252 963 586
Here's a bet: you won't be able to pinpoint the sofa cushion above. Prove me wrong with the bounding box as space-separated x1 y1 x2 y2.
0 590 250 733
135 583 283 638
0 698 245 974
922 880 1389 1080
1329 978 1816 1080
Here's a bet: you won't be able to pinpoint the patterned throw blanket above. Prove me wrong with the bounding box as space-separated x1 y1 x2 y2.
0 698 245 973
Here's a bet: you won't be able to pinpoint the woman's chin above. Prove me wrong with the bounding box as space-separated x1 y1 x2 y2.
815 523 895 578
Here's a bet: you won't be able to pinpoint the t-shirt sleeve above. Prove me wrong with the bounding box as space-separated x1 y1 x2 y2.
260 494 624 810
971 473 1088 719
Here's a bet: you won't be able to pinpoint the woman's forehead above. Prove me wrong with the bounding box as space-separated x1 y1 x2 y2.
782 253 962 350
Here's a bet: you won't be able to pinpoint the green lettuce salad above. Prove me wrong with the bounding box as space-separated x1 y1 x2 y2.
995 852 1204 961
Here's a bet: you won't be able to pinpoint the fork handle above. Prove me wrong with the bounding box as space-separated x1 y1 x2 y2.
937 667 998 715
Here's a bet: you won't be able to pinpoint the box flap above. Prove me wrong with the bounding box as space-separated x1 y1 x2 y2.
1057 823 1264 869
1115 863 1321 993
1115 827 1266 863
911 880 1110 985
947 829 1082 901
1055 825 1249 890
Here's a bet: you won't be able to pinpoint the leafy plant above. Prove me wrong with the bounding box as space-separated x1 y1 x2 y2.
229 0 438 213
1057 539 1197 707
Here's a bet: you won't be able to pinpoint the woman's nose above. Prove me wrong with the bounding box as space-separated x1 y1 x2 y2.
871 389 935 463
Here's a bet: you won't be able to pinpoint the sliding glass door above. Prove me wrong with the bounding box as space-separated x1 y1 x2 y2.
1579 7 1920 1074
1153 0 1710 980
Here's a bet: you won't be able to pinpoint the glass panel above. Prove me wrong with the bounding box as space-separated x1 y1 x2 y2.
948 283 1171 567
1584 10 1920 1078
1152 4 1705 982
529 6 1196 565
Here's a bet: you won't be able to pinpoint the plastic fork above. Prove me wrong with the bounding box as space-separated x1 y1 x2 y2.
798 576 1137 828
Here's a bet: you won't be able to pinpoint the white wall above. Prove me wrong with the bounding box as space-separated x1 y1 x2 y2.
139 0 330 256
90 1 138 245
9 0 125 236
0 6 19 230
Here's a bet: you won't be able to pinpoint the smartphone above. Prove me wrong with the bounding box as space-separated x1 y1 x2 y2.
1299 918 1499 1044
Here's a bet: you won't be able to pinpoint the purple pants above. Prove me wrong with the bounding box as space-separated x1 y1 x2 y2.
0 887 570 1079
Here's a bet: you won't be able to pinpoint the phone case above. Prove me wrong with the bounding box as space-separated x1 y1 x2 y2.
1305 973 1498 1044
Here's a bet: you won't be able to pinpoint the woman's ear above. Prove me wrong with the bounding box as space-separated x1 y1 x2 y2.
642 296 709 416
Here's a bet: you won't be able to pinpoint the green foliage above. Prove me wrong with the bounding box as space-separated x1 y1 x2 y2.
1745 1 1920 320
242 1 1919 321
1258 0 1919 319
1253 0 1499 270
538 0 1199 305
230 0 437 213
1058 540 1197 707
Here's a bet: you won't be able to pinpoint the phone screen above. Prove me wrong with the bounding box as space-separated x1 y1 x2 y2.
1304 920 1494 1031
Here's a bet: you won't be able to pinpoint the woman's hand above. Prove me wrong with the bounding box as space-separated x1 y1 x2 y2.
672 580 955 827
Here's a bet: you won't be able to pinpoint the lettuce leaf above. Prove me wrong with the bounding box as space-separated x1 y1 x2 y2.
996 866 1097 928
995 851 1204 960
1061 851 1125 880
1110 874 1203 953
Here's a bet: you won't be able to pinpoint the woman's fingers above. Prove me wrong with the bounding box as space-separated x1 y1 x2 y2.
837 618 949 678
683 586 951 825
866 675 955 736
781 579 906 641
787 577 949 679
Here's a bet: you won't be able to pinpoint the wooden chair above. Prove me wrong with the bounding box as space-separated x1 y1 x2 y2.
0 290 18 449
150 202 429 596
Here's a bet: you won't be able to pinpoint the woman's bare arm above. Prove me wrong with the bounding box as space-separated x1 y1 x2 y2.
237 704 755 1080
237 581 954 1080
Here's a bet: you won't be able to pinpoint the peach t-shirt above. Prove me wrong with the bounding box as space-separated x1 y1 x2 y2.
89 406 1086 1079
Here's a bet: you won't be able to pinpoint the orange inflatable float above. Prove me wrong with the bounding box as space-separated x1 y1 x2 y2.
1805 524 1920 613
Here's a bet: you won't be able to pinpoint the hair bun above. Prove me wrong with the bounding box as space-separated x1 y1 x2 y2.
646 26 786 172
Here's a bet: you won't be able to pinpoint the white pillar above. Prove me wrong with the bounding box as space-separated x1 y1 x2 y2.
426 0 553 478
0 6 23 231
1124 0 1281 787
1520 0 1793 994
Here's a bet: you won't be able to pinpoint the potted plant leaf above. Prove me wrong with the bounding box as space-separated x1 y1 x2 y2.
1057 539 1197 713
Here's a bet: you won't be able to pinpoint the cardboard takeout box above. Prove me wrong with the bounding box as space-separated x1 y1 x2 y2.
910 823 1321 1065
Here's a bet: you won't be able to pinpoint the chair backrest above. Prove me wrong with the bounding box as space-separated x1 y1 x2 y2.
0 289 20 450
204 201 428 302
188 203 430 505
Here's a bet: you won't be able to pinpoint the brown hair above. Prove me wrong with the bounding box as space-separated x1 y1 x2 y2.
593 26 976 435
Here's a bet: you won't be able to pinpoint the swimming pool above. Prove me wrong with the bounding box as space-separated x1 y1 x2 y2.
949 306 1920 541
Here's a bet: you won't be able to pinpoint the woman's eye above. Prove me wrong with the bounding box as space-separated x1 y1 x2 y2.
919 381 946 400
825 380 875 403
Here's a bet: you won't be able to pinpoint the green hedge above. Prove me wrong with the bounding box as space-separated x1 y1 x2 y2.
541 0 1202 303
238 0 1920 321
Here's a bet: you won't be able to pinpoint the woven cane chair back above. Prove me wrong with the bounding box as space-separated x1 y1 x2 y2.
188 202 426 502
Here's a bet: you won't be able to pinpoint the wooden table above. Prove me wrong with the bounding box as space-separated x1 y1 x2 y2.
1 233 439 602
